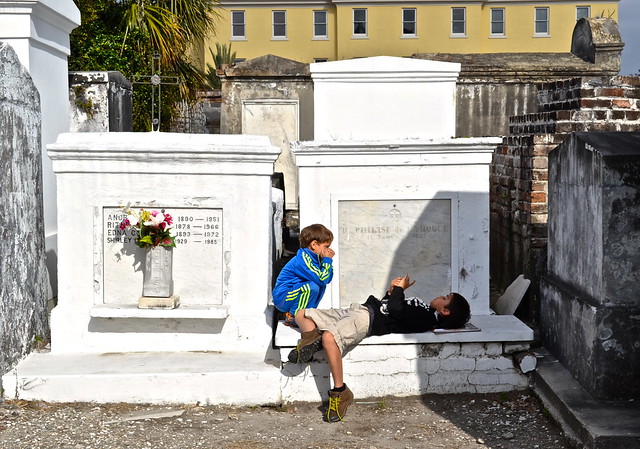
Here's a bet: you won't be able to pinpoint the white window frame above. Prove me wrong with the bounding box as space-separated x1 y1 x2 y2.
353 8 367 37
576 6 590 21
231 10 246 40
402 8 417 37
272 10 287 40
313 10 328 39
451 7 466 37
490 8 505 36
534 7 549 36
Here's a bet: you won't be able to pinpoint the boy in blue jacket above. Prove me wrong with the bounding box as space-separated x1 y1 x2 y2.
273 224 334 363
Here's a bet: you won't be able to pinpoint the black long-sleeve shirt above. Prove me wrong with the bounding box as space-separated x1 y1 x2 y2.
364 286 440 336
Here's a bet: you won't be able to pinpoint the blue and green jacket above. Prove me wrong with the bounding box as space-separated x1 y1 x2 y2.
272 248 334 314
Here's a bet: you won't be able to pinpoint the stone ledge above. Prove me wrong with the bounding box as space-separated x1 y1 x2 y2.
275 314 533 347
89 304 228 319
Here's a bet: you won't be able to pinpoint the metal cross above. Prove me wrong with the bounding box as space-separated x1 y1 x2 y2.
132 52 182 132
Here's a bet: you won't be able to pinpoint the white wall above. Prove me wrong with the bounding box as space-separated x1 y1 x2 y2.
0 0 81 296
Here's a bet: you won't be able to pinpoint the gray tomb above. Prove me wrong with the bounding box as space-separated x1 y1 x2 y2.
69 71 133 132
541 132 640 400
0 43 49 377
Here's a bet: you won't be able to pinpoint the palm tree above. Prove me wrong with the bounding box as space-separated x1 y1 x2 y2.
119 0 220 99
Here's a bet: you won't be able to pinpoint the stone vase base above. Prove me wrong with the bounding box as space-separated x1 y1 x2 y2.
138 294 181 309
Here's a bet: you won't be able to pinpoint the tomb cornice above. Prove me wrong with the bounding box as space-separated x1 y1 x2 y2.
0 0 80 55
293 138 500 166
47 132 281 175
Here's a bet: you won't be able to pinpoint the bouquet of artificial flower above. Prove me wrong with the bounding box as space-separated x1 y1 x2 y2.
119 205 176 249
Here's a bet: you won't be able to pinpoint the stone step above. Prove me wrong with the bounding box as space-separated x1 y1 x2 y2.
2 351 282 406
533 348 640 449
3 315 535 406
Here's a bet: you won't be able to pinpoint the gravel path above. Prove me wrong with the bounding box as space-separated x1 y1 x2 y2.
0 390 572 449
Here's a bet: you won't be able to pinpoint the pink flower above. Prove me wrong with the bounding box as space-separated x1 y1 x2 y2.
119 219 130 230
164 214 173 225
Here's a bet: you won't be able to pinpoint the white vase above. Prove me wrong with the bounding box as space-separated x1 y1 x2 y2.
142 246 174 297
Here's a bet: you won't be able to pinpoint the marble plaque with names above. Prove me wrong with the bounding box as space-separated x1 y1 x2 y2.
338 199 451 307
102 207 223 305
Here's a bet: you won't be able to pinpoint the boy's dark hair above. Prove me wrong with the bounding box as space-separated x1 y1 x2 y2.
299 224 333 248
438 292 471 329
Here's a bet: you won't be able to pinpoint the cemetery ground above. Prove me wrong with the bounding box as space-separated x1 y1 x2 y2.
0 389 571 449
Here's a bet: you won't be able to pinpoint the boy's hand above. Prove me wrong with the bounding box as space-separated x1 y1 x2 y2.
390 274 415 291
323 248 335 259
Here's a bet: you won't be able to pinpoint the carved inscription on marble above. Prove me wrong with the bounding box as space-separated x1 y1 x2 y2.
338 199 451 307
101 207 223 305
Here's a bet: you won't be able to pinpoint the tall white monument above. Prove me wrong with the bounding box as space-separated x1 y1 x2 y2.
0 0 81 295
294 56 500 314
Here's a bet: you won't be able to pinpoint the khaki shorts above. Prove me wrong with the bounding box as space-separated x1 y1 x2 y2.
304 304 370 354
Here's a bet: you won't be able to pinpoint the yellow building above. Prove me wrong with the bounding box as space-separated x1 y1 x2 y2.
204 0 619 65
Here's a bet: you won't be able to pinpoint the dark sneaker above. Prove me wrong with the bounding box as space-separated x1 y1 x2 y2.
287 328 322 363
283 312 298 328
326 386 354 422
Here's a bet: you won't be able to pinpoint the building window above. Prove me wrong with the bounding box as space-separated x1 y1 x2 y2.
231 11 245 39
535 7 549 35
314 10 328 38
576 6 590 20
314 58 328 63
353 8 367 36
451 7 466 36
490 8 505 36
402 8 417 36
273 10 286 39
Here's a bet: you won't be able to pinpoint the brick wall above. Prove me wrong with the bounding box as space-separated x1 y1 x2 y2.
490 76 640 325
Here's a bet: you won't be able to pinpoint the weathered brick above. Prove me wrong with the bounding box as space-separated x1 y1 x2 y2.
531 191 547 203
532 181 547 191
580 98 612 109
531 168 549 181
440 356 476 371
619 123 640 131
554 122 574 133
612 98 632 108
532 157 548 170
530 202 548 214
625 110 640 121
459 343 486 357
530 214 548 224
485 343 504 356
611 110 626 120
504 343 531 353
416 358 440 375
596 87 625 97
476 357 514 371
578 87 595 98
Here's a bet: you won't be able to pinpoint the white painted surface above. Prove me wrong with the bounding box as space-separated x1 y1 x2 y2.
275 314 534 348
292 138 502 315
0 0 81 295
311 56 460 140
47 132 280 353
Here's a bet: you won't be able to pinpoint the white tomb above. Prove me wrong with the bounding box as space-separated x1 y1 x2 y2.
47 132 280 353
294 57 500 314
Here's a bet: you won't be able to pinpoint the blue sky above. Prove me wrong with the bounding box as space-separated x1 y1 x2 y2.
619 0 639 75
